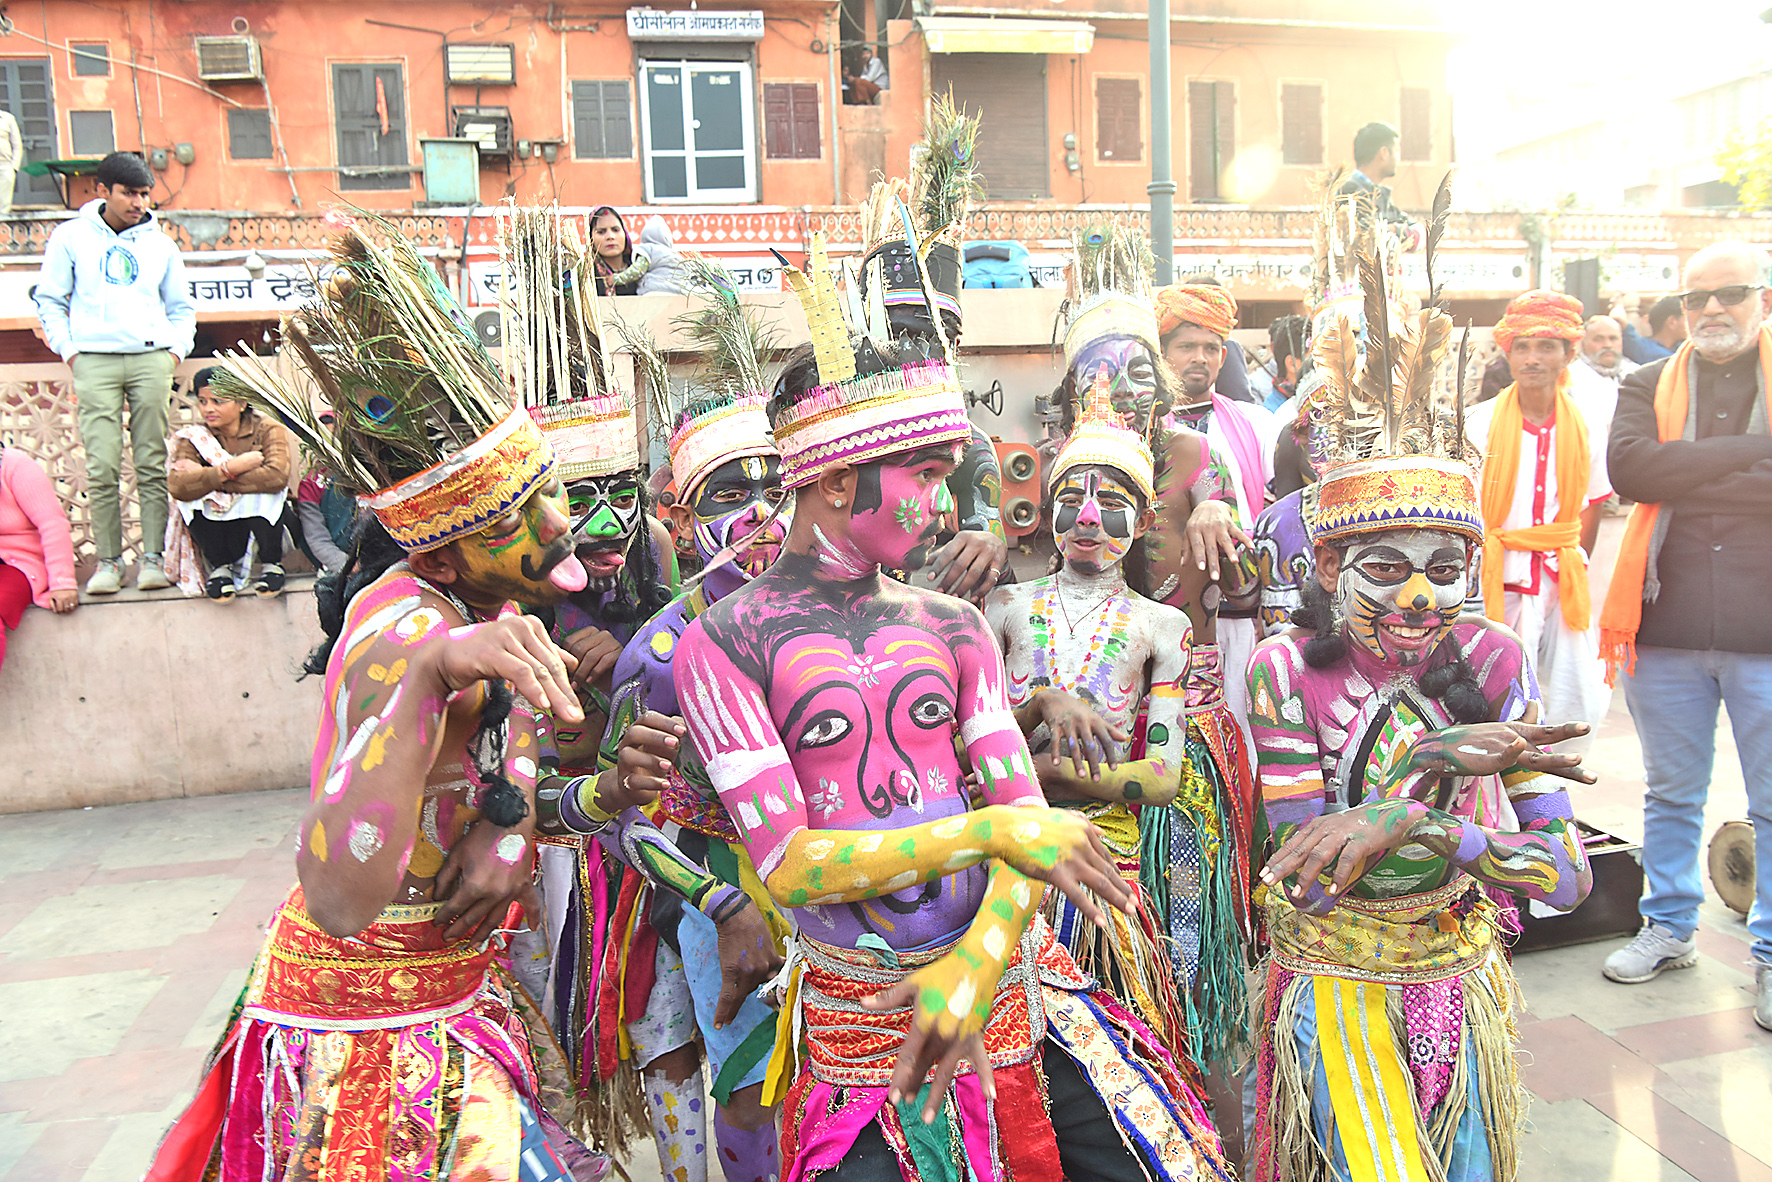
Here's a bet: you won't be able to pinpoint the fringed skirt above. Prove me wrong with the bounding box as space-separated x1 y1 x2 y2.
1251 876 1526 1182
144 886 598 1182
776 918 1231 1182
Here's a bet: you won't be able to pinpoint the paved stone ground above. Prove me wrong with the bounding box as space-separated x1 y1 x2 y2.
0 693 1766 1181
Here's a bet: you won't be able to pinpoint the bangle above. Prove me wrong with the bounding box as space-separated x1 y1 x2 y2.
559 774 615 833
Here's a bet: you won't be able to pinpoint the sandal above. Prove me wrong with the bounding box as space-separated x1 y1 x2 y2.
255 565 285 598
206 572 236 601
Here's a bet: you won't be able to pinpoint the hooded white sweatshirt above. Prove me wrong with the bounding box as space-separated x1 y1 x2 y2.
634 217 685 296
34 199 195 361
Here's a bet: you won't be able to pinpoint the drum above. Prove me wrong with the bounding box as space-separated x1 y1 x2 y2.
1707 820 1756 916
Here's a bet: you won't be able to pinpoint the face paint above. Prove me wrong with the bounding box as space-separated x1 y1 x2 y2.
847 444 960 573
453 479 585 604
1051 464 1142 575
1336 529 1470 667
687 453 789 580
1069 337 1160 430
567 471 644 588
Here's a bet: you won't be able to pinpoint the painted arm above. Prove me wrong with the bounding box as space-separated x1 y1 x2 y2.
1246 640 1336 912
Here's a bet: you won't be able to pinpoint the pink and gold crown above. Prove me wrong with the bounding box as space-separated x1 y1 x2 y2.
1062 293 1161 366
1050 374 1155 502
669 392 777 502
529 391 639 482
773 360 972 491
361 408 557 552
1310 455 1483 546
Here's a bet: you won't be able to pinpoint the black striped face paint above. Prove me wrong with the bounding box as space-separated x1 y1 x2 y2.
1052 465 1141 575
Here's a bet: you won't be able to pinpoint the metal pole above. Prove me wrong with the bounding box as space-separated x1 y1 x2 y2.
1147 0 1174 284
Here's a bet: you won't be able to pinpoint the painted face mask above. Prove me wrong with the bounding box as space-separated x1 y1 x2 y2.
453 479 587 604
567 471 643 588
1069 337 1161 432
1335 529 1470 667
688 453 789 579
846 443 960 574
1051 464 1143 575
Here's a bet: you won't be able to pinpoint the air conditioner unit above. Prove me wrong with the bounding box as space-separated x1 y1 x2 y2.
194 36 263 83
452 106 513 158
446 44 516 86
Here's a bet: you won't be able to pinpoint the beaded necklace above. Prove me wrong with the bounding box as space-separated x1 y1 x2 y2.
1030 575 1133 705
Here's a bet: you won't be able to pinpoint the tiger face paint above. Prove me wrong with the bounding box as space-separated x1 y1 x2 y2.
567 470 643 590
1333 529 1469 667
1051 464 1146 576
686 453 789 586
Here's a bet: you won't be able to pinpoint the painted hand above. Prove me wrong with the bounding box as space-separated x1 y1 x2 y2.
429 615 583 724
929 529 1008 602
1409 721 1595 785
712 897 784 1028
1259 798 1426 911
861 967 998 1124
1181 497 1251 581
987 808 1133 923
598 711 686 810
1033 689 1129 781
562 625 623 693
433 819 539 943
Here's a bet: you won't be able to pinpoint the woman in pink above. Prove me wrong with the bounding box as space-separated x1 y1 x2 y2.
0 447 78 669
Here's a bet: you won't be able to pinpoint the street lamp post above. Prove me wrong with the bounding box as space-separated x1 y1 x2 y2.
1148 0 1174 284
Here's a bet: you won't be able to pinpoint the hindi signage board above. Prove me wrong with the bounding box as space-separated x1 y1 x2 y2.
626 9 765 40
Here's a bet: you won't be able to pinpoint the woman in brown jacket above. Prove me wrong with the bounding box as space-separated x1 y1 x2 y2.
169 366 292 599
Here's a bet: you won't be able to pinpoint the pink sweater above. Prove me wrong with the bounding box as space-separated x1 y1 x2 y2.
0 448 76 608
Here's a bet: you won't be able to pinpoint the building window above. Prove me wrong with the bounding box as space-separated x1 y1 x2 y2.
1280 83 1322 166
1399 87 1432 162
1188 80 1234 201
763 82 820 160
639 60 756 203
1095 76 1141 163
69 110 114 156
227 108 274 160
331 63 409 191
572 81 633 160
70 42 109 77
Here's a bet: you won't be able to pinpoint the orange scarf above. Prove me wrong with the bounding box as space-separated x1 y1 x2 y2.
1599 327 1772 682
1479 369 1591 631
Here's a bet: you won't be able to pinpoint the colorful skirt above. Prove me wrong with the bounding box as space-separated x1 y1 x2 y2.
1251 876 1525 1182
146 885 590 1182
777 918 1230 1182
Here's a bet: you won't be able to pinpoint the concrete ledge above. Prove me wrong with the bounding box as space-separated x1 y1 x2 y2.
0 576 324 813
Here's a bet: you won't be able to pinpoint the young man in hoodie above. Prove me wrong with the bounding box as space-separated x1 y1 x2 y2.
34 151 194 594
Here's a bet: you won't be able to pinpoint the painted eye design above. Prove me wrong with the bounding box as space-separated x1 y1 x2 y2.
908 692 954 728
798 710 852 749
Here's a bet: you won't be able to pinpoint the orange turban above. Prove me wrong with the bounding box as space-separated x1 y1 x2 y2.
1155 284 1238 341
1493 289 1584 353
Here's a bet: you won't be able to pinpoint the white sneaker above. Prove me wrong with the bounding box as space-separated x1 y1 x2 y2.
85 558 122 595
1756 964 1772 1033
136 553 170 591
1603 921 1698 984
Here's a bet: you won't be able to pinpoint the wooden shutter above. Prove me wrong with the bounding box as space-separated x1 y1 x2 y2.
931 54 1048 199
332 63 408 191
1281 83 1322 165
1188 80 1233 200
1400 87 1431 162
1095 76 1141 163
227 109 274 160
574 81 632 160
764 83 820 160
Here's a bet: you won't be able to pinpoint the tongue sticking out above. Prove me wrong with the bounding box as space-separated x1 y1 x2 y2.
547 553 589 592
583 549 626 577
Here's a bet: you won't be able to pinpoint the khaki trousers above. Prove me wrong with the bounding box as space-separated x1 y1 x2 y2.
71 350 176 559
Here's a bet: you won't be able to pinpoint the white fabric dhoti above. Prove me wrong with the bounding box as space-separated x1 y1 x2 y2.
1503 573 1609 754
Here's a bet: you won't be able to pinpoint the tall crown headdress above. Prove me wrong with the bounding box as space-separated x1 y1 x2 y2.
1061 222 1161 367
214 211 554 553
499 203 639 481
1305 170 1480 545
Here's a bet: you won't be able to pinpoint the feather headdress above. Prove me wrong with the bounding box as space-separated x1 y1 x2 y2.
1060 221 1162 364
214 210 554 552
499 204 638 480
911 89 984 247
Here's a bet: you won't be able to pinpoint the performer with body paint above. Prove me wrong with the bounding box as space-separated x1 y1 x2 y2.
1245 215 1595 1182
982 384 1201 1067
549 260 793 1182
147 216 602 1181
669 236 1229 1182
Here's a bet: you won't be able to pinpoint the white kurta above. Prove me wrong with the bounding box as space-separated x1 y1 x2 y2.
1465 382 1613 742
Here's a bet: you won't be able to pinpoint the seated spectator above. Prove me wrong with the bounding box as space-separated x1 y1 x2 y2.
633 217 687 295
167 366 291 600
0 447 77 671
859 43 889 91
842 48 882 104
590 206 643 296
294 465 355 573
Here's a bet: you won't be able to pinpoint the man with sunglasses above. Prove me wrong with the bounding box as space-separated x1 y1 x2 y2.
1601 241 1772 1032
